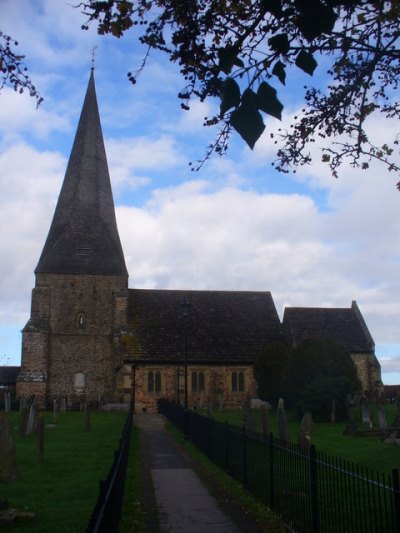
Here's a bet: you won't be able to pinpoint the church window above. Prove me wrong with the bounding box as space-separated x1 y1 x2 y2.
74 372 85 392
199 372 205 392
232 371 245 392
148 370 162 393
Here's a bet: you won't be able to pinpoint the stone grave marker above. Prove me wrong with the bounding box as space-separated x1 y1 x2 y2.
53 399 58 424
346 393 357 435
299 412 313 452
0 414 18 482
277 398 288 446
19 408 29 438
4 391 11 413
218 394 224 413
84 404 91 431
199 390 205 409
360 394 372 428
61 398 67 412
207 402 213 419
26 404 37 436
330 399 336 423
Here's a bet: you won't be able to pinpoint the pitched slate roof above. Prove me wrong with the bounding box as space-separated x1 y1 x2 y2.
0 366 21 385
283 301 375 354
35 70 127 277
124 289 283 363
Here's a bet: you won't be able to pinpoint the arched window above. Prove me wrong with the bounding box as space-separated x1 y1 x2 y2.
238 371 245 392
191 372 198 393
148 371 154 393
199 372 205 392
231 372 238 392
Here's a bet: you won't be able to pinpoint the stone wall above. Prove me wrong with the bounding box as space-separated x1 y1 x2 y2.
352 353 383 393
115 363 256 412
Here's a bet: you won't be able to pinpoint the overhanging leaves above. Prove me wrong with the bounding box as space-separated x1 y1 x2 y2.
218 45 242 74
230 89 265 149
220 77 241 117
257 82 283 120
268 33 290 55
295 50 318 75
272 60 286 85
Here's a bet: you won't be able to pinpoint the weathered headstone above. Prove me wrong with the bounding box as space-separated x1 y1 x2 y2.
26 404 37 435
247 406 257 432
360 394 372 428
277 398 288 446
199 390 205 409
0 414 18 482
299 412 313 452
19 408 29 438
36 415 44 462
60 398 67 412
377 404 388 430
4 391 11 413
346 393 357 435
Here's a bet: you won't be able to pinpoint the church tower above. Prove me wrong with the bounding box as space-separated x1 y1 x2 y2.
17 70 128 406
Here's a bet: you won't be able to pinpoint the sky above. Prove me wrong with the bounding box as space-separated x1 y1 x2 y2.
0 0 399 383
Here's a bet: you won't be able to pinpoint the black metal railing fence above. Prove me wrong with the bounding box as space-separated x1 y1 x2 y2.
158 399 400 533
86 403 133 533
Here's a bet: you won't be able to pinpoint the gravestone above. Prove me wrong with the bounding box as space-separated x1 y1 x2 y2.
207 402 213 419
277 398 288 446
19 408 29 438
26 404 37 436
4 391 11 413
346 393 357 435
376 395 388 430
246 404 257 432
60 398 67 412
330 399 336 423
0 414 18 482
84 404 91 431
360 394 372 428
299 412 313 452
199 390 205 409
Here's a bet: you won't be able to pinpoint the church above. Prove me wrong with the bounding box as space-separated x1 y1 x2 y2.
16 70 382 411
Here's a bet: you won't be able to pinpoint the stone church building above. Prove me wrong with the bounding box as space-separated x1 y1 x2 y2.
16 71 382 411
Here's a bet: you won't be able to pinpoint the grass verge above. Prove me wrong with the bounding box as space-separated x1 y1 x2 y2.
0 410 126 532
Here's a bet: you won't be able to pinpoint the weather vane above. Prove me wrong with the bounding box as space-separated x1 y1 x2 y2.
91 45 98 71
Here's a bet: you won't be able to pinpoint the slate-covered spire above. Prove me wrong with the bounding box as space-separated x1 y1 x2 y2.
35 70 128 276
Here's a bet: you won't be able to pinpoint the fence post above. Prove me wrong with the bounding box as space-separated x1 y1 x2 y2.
242 425 247 487
393 469 400 533
268 432 275 510
310 445 319 533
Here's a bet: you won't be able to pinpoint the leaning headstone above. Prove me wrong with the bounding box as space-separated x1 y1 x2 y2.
36 415 44 462
218 395 224 413
0 414 18 482
377 403 388 430
199 390 205 409
26 404 37 436
4 391 11 413
260 405 270 438
277 398 288 446
346 393 357 435
299 412 313 452
360 394 372 428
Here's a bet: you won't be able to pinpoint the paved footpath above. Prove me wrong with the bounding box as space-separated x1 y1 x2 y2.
134 413 241 533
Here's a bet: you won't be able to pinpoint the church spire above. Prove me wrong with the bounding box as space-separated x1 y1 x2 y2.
35 70 128 277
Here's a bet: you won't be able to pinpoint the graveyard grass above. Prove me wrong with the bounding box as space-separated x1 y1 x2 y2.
0 410 127 532
211 405 400 474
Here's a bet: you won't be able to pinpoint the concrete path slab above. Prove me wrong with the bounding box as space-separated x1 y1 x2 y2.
135 413 240 533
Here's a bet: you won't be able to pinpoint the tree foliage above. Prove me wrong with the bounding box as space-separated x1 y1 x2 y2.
287 337 361 421
79 0 400 188
0 31 42 106
254 342 292 405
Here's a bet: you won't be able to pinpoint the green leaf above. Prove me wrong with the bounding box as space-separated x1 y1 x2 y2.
220 77 241 117
218 45 241 74
268 33 290 55
272 60 286 85
295 50 318 75
256 82 283 120
230 96 265 150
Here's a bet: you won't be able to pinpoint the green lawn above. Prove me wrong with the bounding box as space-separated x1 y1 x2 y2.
0 410 127 532
210 405 400 474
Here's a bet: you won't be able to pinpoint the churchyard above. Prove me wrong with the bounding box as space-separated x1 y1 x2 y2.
0 409 126 531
